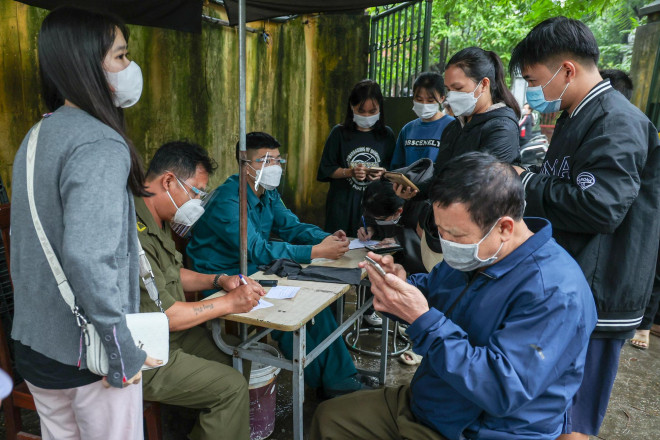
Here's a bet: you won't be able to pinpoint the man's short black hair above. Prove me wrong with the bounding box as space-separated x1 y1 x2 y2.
509 16 599 76
429 152 524 233
362 179 405 218
600 69 633 101
147 140 217 181
235 132 281 163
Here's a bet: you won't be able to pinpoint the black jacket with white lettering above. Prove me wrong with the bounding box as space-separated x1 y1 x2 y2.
521 80 660 338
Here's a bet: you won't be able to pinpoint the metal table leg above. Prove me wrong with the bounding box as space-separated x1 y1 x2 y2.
292 324 306 440
380 316 389 384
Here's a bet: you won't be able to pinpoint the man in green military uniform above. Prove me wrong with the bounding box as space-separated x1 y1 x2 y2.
137 140 266 440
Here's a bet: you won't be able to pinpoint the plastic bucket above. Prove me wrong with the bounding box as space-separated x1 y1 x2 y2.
247 342 282 440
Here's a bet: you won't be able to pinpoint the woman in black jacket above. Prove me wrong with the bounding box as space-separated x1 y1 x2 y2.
438 47 521 167
394 48 521 200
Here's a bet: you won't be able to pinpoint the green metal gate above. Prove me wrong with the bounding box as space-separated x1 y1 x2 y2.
368 1 433 98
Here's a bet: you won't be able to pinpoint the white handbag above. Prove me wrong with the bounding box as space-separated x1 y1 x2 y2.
26 119 169 376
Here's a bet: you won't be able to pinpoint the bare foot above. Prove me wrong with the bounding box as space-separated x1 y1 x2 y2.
630 329 650 350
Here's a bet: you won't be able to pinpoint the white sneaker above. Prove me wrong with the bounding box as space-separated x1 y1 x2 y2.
363 311 383 326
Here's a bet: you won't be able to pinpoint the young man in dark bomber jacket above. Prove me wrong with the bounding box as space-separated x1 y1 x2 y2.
510 16 660 440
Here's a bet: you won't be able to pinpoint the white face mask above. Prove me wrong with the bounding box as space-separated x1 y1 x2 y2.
412 101 440 120
105 61 143 108
375 212 402 226
167 179 205 236
445 80 483 117
253 164 283 191
353 112 380 129
439 218 503 272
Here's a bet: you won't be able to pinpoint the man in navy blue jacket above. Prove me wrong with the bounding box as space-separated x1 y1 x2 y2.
510 17 660 440
310 152 597 440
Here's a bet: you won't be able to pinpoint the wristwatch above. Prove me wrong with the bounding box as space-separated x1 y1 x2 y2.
212 274 228 290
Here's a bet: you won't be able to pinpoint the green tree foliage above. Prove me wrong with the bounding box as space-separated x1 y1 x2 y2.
427 0 645 73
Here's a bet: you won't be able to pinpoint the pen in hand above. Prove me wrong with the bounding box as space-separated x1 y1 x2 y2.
239 274 260 305
361 216 368 242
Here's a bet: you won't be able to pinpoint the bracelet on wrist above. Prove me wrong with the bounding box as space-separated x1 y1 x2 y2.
212 274 227 290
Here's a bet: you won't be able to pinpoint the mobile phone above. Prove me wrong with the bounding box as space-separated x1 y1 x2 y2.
257 280 278 287
364 255 387 277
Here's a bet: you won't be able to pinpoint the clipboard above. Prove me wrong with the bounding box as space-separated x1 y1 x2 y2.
383 172 419 192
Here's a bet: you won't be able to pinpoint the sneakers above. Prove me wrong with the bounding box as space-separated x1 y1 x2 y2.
363 311 382 326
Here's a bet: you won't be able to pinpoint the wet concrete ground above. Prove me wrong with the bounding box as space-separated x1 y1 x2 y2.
2 289 659 439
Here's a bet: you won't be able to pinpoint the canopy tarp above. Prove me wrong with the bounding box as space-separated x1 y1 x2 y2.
223 0 398 25
16 0 204 33
17 0 401 31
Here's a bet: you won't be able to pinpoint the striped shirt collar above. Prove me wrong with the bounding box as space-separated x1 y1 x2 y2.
570 79 612 118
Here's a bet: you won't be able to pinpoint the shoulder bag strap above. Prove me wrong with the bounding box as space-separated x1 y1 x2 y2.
25 120 164 323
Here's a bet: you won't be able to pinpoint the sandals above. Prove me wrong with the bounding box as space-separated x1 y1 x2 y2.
629 329 650 350
398 350 423 366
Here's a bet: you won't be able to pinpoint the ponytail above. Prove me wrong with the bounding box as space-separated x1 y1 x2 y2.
487 51 521 118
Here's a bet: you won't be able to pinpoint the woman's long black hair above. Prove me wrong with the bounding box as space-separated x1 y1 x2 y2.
38 7 149 196
341 79 389 139
446 47 521 118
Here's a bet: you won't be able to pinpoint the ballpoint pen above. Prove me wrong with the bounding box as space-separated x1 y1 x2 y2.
239 274 260 305
361 216 368 242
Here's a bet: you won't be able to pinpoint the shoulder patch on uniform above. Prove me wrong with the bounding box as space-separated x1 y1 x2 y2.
576 172 596 190
137 221 147 232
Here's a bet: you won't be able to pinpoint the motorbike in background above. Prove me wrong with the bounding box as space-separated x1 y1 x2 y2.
519 134 549 167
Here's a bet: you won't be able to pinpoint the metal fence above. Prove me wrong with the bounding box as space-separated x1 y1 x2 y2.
368 1 433 98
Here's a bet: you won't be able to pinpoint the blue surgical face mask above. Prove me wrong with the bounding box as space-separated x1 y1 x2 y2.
525 66 570 114
439 218 503 272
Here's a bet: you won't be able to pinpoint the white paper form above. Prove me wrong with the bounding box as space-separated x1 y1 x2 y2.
251 299 274 311
265 286 301 300
349 238 379 250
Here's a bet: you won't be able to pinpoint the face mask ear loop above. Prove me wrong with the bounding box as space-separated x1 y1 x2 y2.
175 178 193 201
473 79 485 101
166 190 180 211
474 217 504 262
542 65 564 90
254 152 269 191
557 81 570 100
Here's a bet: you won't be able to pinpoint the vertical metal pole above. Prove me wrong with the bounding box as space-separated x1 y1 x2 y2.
422 0 433 72
414 3 422 76
394 10 402 96
369 16 377 80
292 326 306 440
378 17 385 87
238 0 248 276
404 6 411 95
380 316 389 384
387 14 394 96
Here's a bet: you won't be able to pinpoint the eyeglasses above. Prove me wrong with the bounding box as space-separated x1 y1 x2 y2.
254 157 287 166
169 171 210 201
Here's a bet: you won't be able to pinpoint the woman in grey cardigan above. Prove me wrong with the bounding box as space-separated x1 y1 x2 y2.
10 8 157 439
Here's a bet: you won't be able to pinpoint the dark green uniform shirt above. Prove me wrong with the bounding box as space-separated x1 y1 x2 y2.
135 197 186 346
